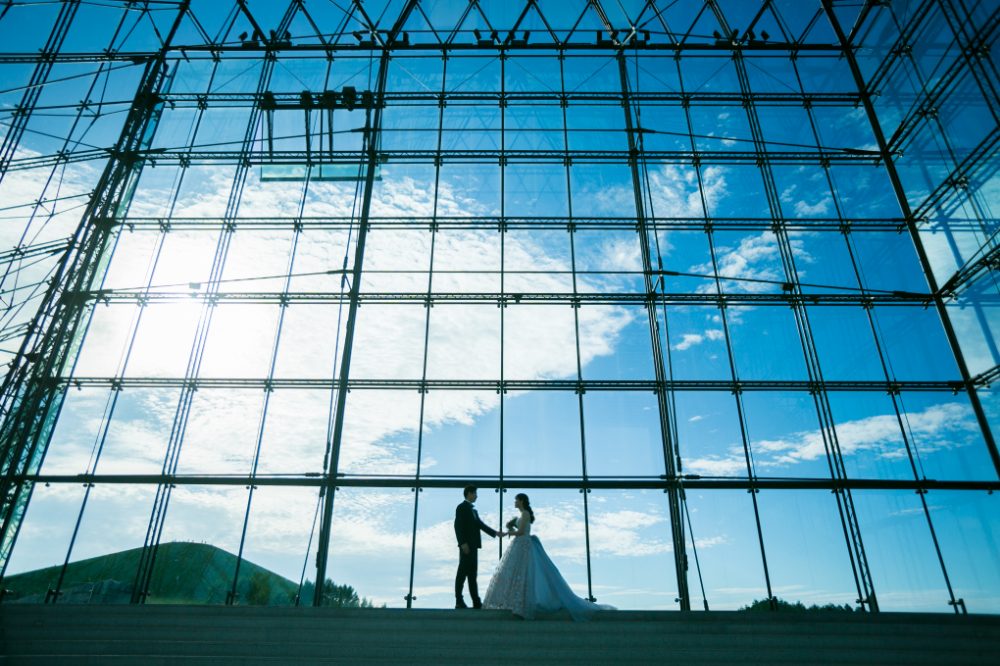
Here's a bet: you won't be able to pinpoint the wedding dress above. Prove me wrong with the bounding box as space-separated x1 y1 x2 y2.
482 514 615 621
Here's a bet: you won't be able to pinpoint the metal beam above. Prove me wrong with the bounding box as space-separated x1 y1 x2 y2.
16 474 998 493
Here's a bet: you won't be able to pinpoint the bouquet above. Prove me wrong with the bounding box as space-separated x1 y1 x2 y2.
505 517 518 530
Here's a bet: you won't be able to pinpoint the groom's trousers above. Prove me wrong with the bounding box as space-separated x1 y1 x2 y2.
455 547 480 601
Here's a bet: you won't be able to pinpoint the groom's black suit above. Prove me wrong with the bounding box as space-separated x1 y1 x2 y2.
454 500 498 606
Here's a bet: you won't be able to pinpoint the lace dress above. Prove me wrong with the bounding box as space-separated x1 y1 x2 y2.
482 513 615 621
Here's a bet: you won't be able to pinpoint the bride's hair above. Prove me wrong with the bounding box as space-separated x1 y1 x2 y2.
515 493 535 523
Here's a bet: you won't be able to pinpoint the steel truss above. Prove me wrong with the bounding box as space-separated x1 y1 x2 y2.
0 0 997 614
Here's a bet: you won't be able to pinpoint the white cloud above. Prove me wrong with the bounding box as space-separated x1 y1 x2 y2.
794 196 832 217
672 333 703 350
683 402 979 475
648 164 727 218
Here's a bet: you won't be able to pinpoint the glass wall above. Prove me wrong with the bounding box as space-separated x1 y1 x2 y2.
0 0 997 615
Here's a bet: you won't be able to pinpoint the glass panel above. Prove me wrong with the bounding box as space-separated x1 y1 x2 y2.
574 228 644 293
420 390 500 477
851 490 953 612
174 389 263 475
323 487 415 608
235 486 320 606
40 485 155 604
896 392 996 482
504 228 573 293
808 306 884 381
930 490 1000 614
580 306 655 380
850 231 929 294
350 304 427 380
272 305 348 379
431 229 501 292
728 306 810 381
255 390 330 475
675 391 748 478
872 307 960 381
122 302 202 378
685 489 768 611
39 387 113 475
741 392 830 479
91 388 180 476
507 489 591 600
504 164 569 217
338 389 421 476
583 391 666 478
425 305 501 379
503 303 577 379
587 490 679 610
755 490 861 609
148 485 251 604
503 390 583 478
661 305 731 381
198 305 282 379
437 164 501 216
411 487 502 609
4 483 87 590
360 227 432 292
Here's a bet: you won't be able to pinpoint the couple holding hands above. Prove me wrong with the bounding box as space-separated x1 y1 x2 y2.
454 484 614 621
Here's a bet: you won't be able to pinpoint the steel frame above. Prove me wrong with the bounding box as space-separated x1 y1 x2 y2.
0 0 997 613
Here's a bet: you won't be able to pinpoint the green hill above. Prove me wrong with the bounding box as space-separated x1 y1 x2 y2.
3 542 300 605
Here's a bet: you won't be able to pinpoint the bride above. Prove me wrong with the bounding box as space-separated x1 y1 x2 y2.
482 493 615 621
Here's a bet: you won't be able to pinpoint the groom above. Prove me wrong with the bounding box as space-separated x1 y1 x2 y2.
454 484 500 609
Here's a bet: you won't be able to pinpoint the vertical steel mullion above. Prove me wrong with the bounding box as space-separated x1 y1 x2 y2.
312 36 395 604
498 52 506 561
559 51 595 604
616 48 689 610
405 54 448 610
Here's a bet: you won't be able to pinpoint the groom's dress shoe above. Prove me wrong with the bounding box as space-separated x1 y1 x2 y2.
472 599 483 610
455 598 469 609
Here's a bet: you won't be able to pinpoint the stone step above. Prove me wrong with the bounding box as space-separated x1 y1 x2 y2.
5 618 995 639
2 607 996 666
3 631 987 656
4 618 995 639
7 648 996 666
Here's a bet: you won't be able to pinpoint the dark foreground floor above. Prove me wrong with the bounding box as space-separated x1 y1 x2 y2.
1 603 997 665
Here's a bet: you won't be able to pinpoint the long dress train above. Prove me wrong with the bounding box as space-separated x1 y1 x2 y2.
482 515 615 621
